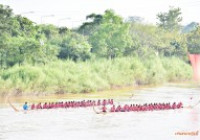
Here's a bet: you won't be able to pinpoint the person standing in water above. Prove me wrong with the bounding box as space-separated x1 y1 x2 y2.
23 102 28 111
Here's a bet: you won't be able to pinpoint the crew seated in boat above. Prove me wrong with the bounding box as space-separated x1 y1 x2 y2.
110 105 116 112
177 102 183 109
115 105 122 112
123 104 130 112
102 99 107 106
42 102 47 109
97 100 101 106
172 102 176 109
31 104 35 110
36 102 42 109
102 105 107 113
109 99 114 105
109 102 184 113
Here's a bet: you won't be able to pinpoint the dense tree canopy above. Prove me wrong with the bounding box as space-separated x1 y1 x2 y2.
0 4 199 69
187 27 200 54
89 10 132 59
58 31 91 61
157 7 182 31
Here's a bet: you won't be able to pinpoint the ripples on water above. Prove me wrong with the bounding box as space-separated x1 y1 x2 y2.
0 85 200 140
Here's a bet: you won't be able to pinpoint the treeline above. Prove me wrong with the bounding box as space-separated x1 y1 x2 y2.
0 5 199 68
0 5 196 94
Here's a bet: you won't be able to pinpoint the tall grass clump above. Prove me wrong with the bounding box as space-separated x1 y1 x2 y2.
0 57 192 95
161 57 192 81
143 56 167 84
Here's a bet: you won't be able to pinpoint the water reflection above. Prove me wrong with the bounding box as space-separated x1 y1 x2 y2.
0 84 200 140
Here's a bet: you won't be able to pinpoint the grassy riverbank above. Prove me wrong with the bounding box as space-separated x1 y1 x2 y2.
0 56 192 96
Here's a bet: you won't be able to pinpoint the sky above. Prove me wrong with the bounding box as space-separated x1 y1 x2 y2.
0 0 200 27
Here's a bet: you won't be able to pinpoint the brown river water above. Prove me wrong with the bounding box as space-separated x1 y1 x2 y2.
0 83 200 140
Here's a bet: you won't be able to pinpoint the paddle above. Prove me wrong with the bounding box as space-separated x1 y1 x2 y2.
7 97 20 112
93 105 107 114
192 100 200 108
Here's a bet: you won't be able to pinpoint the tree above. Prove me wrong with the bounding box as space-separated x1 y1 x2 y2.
39 24 59 39
0 34 10 68
58 32 91 61
15 15 36 37
102 10 123 24
157 7 182 31
0 4 14 34
125 16 144 23
0 5 14 68
187 26 200 54
89 10 132 59
6 36 59 66
78 13 103 36
58 27 69 36
128 23 187 58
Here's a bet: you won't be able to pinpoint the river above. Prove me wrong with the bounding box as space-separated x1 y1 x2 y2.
0 83 200 140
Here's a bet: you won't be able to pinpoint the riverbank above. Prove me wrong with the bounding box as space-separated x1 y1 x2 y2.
0 81 196 105
0 56 192 96
0 86 133 104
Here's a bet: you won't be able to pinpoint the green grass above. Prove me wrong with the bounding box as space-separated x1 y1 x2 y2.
0 56 192 95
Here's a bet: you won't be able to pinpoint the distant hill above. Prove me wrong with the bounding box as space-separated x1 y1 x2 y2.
182 22 199 33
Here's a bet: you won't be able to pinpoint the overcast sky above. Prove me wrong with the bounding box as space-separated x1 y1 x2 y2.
0 0 200 27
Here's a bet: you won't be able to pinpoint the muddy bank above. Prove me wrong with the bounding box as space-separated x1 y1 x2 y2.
0 81 196 105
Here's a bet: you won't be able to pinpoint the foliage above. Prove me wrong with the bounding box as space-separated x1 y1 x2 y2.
58 31 91 61
89 10 132 59
0 57 192 95
157 7 182 31
0 5 196 95
187 26 200 54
